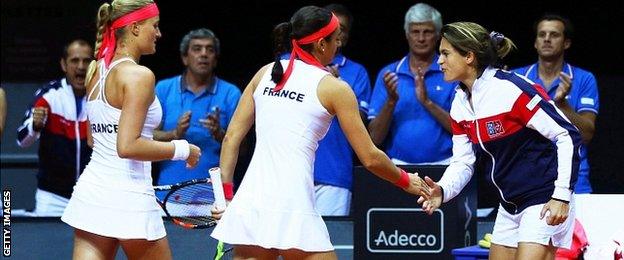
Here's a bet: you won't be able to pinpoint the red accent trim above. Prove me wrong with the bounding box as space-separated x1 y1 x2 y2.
455 120 478 143
46 113 89 140
274 13 339 91
34 98 50 108
223 182 234 200
97 3 160 67
296 14 340 44
455 93 541 144
394 168 410 189
475 114 522 143
532 83 551 101
173 219 195 229
471 93 538 143
451 119 465 135
512 92 540 125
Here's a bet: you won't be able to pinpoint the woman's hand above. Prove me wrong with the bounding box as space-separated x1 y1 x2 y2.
540 199 570 226
417 176 443 215
185 144 201 168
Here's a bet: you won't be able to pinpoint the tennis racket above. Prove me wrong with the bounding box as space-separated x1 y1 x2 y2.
209 167 233 260
154 177 218 229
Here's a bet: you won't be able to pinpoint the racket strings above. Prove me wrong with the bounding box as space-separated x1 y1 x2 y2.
165 183 215 219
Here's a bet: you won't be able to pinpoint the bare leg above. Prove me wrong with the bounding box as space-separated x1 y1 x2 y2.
233 245 279 260
516 241 556 260
280 248 337 260
119 236 172 260
72 229 119 260
489 243 516 260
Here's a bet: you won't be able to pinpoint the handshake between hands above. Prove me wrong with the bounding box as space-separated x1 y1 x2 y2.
402 172 443 215
210 172 446 220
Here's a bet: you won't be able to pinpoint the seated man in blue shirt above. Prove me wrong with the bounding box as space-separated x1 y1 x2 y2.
514 14 599 194
312 3 372 216
153 28 241 195
368 3 456 165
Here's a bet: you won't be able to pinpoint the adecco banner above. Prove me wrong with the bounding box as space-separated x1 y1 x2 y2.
353 165 476 259
367 208 443 253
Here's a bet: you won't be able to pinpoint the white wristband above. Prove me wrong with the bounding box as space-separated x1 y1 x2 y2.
171 139 190 161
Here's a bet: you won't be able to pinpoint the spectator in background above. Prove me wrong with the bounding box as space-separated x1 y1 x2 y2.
514 14 599 194
153 28 241 192
368 3 456 165
16 39 93 216
310 3 372 216
0 87 6 139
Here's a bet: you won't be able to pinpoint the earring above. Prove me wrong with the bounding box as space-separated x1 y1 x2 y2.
321 48 325 52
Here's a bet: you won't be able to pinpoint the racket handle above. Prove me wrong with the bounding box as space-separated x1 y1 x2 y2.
209 167 227 209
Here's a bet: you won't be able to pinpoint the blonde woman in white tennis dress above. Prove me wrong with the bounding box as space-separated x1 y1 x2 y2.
61 1 200 259
211 6 430 260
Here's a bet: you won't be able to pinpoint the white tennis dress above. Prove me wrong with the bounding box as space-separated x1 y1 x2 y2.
211 60 334 251
61 58 165 240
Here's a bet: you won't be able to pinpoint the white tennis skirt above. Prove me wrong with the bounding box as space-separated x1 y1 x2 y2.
61 172 166 241
211 201 334 252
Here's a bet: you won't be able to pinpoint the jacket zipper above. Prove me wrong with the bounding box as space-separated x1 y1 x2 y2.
470 93 518 213
72 87 81 181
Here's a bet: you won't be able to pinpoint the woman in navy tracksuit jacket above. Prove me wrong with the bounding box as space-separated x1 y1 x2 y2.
419 22 581 260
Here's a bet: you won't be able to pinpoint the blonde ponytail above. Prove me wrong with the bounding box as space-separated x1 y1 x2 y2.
86 3 112 85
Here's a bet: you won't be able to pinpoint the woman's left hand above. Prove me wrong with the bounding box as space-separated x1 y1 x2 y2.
540 199 570 226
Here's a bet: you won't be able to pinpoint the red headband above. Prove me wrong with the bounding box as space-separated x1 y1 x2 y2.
274 13 339 92
96 3 160 68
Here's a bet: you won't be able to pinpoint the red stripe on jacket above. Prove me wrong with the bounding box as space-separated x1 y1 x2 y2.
452 92 540 144
36 98 88 140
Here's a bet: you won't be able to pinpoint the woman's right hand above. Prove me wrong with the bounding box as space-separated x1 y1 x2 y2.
403 173 431 199
186 144 201 169
417 176 443 215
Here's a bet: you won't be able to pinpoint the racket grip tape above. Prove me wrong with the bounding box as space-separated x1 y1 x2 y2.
209 167 227 209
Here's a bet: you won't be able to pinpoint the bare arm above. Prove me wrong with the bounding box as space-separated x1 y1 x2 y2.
152 125 177 141
368 100 396 147
219 65 269 183
318 77 430 198
115 65 181 161
553 72 596 143
319 76 402 183
368 71 398 146
555 102 596 144
414 68 451 133
86 119 93 148
422 102 451 133
153 110 191 141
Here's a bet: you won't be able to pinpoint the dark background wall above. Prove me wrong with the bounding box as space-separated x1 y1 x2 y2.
2 0 623 194
2 0 622 82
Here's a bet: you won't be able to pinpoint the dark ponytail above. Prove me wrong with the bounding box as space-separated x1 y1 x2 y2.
270 6 333 85
271 22 292 84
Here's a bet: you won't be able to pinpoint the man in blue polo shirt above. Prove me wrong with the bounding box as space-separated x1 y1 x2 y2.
514 14 599 193
310 4 372 216
368 3 455 165
154 28 241 194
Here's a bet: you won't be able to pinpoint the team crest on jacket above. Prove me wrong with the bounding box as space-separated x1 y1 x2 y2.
485 120 505 138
